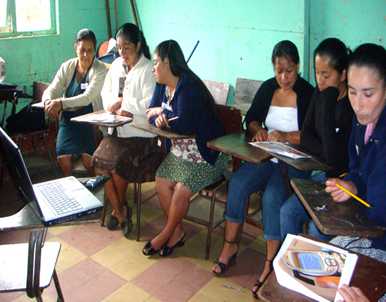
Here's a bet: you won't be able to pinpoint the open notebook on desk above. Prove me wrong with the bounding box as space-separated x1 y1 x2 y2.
249 141 312 159
70 110 132 127
0 127 103 226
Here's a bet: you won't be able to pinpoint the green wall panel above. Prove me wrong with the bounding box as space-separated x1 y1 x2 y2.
134 0 307 89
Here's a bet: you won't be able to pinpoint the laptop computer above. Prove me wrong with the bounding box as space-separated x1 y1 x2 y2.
0 127 103 225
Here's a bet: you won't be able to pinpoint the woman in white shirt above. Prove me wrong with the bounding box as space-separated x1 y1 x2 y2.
93 23 163 237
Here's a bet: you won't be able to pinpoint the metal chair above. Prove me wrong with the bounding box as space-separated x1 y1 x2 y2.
0 228 64 301
185 104 242 259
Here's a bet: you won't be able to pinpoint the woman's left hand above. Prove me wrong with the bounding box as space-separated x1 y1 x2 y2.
116 109 133 118
155 113 169 128
45 99 62 119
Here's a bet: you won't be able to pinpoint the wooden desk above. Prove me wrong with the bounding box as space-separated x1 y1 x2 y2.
70 109 132 128
259 248 386 301
207 132 270 164
291 178 385 237
131 115 193 139
273 152 331 172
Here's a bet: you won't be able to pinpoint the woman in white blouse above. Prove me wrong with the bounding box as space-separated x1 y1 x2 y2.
93 23 163 237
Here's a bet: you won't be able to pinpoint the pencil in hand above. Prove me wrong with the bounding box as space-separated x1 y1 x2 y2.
335 183 371 208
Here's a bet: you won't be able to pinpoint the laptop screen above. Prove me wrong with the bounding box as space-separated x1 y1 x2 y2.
0 127 41 215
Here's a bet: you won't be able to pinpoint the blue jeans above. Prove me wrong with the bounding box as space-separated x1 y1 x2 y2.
224 161 308 240
280 171 332 241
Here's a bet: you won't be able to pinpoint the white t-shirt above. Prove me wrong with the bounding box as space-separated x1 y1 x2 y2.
264 105 299 132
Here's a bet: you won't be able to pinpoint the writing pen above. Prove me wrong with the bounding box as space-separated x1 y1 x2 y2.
167 116 179 122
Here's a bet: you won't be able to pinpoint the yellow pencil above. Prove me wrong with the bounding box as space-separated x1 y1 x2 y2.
335 183 371 208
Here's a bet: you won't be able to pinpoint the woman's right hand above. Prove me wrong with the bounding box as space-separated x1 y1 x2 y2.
252 128 268 142
146 107 163 119
155 113 169 128
325 178 357 202
107 98 122 113
338 285 369 302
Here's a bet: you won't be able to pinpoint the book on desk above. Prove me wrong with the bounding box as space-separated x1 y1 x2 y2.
274 234 358 302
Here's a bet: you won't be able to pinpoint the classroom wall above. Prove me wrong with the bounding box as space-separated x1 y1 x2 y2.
0 0 111 93
308 0 386 81
131 0 308 88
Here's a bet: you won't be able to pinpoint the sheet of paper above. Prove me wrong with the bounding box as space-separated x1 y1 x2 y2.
249 141 312 159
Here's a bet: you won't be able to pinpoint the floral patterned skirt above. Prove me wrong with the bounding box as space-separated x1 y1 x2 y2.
156 152 228 193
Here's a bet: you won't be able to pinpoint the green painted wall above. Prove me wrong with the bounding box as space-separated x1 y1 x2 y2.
132 0 308 89
308 0 386 81
0 0 111 93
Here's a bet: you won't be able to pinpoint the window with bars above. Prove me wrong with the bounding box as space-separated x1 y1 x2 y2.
0 0 57 38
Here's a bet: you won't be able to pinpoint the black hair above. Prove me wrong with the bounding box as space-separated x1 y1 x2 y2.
155 40 190 77
348 43 386 84
155 40 217 115
76 28 97 49
116 23 151 59
314 38 350 74
271 40 299 65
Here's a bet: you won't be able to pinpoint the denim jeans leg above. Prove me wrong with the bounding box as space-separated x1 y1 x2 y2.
262 163 289 240
225 161 274 223
308 221 333 241
280 194 310 240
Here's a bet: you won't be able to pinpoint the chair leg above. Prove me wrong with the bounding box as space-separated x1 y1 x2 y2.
53 270 64 302
136 183 142 241
206 195 217 260
100 192 108 227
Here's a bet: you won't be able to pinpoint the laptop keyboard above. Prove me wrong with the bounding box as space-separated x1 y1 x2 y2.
39 182 83 215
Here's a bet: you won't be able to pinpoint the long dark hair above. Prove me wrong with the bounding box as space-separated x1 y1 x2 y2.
348 43 386 85
116 23 151 59
314 38 350 74
155 40 217 114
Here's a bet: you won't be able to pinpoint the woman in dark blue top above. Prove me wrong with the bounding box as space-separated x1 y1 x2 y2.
326 43 386 251
143 40 227 257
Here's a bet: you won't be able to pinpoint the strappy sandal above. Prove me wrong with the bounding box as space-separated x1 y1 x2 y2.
252 259 273 299
212 239 239 276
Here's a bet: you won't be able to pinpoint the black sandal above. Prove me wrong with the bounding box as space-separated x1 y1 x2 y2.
159 233 185 257
251 259 273 299
142 241 161 256
212 239 239 276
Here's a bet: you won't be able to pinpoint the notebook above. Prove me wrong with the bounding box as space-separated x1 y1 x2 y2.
0 127 103 225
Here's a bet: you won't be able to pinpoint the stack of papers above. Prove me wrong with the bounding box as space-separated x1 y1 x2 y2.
249 141 312 159
71 112 132 124
274 234 358 302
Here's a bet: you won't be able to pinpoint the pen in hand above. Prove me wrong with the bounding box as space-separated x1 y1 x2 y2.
167 116 179 122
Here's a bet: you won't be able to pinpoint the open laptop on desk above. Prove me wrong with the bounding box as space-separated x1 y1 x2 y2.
0 127 103 225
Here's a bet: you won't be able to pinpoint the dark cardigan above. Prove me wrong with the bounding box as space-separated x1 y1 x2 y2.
244 76 314 134
345 106 386 249
148 72 224 165
300 87 354 177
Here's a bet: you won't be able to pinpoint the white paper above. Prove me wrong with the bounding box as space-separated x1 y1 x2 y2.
249 141 312 159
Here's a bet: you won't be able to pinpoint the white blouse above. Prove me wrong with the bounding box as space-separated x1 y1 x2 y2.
264 105 299 132
101 55 156 138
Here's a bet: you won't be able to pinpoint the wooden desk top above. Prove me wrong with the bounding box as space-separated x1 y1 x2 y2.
259 247 386 301
131 116 193 139
274 153 331 172
207 132 271 164
291 178 385 237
